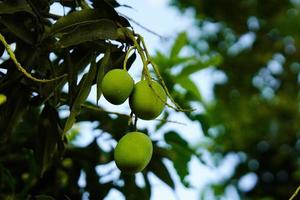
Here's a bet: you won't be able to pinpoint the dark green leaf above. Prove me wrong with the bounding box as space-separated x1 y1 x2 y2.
0 165 16 193
35 195 56 200
59 19 118 48
179 54 223 77
148 158 175 189
0 0 34 15
37 104 63 176
125 51 136 70
65 51 77 105
176 76 202 101
164 131 193 186
96 47 111 104
63 55 97 133
0 15 34 44
121 174 150 200
49 9 117 36
170 32 187 58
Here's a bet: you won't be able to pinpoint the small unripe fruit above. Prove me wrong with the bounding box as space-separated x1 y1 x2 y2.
129 80 166 120
114 132 153 174
101 69 134 105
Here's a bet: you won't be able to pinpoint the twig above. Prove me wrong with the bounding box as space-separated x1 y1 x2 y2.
118 12 169 41
154 118 187 126
0 33 67 83
289 185 300 200
81 103 130 118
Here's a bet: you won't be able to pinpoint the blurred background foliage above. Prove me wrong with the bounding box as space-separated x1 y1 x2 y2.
0 0 300 200
165 0 300 199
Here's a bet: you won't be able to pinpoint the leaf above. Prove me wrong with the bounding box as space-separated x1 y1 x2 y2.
49 9 118 36
148 158 175 189
176 76 202 101
96 47 111 104
0 164 16 193
0 41 4 56
179 54 223 77
59 19 118 48
170 32 188 58
37 104 64 176
35 195 56 200
92 0 120 8
164 131 193 186
63 56 97 133
65 51 77 105
0 15 35 44
125 51 137 70
0 94 7 105
110 50 136 71
121 174 150 200
0 0 34 15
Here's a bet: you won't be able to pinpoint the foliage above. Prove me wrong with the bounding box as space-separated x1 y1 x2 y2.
0 0 199 199
169 0 300 199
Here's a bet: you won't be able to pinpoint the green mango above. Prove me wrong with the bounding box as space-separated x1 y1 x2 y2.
101 69 134 105
129 80 166 120
114 132 153 174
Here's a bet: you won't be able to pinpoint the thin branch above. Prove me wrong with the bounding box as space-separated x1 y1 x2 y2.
289 185 300 200
0 33 67 83
154 118 187 126
81 103 130 118
118 12 169 41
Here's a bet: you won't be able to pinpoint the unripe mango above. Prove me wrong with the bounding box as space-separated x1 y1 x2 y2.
114 132 153 174
129 80 166 120
101 69 134 105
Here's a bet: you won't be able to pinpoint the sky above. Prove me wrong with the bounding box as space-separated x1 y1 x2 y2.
49 1 244 199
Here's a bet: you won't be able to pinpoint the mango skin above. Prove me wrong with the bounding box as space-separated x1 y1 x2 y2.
129 80 166 120
101 69 134 105
114 132 153 174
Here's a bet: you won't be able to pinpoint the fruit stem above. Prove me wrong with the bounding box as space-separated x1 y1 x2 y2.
0 33 67 83
124 30 151 81
138 34 194 112
123 46 136 70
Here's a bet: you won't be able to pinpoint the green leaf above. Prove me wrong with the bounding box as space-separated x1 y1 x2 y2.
0 94 7 105
148 158 175 189
63 55 97 133
59 19 118 48
176 76 202 101
121 174 150 200
0 164 16 193
37 104 64 176
96 47 111 104
35 195 56 200
164 131 193 186
0 15 34 44
0 0 34 15
170 32 188 58
49 9 115 36
65 51 77 105
179 54 223 77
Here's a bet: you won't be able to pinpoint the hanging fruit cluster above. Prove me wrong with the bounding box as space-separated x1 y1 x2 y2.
100 29 189 174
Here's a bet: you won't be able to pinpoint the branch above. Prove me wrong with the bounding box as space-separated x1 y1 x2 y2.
118 12 169 41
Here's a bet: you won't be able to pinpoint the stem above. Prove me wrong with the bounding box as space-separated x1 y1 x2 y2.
154 118 187 126
289 185 300 200
138 34 194 112
81 103 130 118
124 30 151 81
0 33 67 83
123 46 136 70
